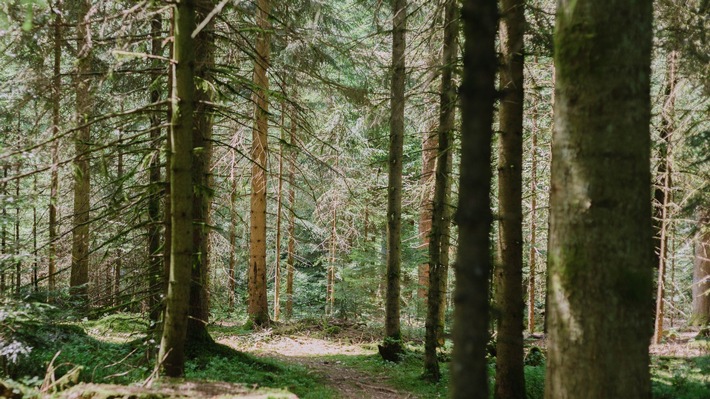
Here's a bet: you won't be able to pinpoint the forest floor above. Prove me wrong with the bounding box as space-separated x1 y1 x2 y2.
213 320 422 398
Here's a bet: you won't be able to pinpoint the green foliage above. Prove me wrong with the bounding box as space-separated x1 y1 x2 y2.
184 342 336 399
651 356 710 399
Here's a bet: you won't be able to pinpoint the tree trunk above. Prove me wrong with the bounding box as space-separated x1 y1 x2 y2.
228 150 238 310
1 166 7 293
451 1 498 397
187 0 215 345
70 0 93 306
273 104 285 321
248 0 272 327
48 0 62 297
33 174 38 292
163 10 175 298
285 102 297 320
15 163 21 295
158 0 196 377
326 205 337 316
691 210 710 326
545 0 654 397
380 0 407 363
423 0 457 382
148 13 163 324
653 50 678 343
528 111 538 334
114 133 123 307
494 0 526 397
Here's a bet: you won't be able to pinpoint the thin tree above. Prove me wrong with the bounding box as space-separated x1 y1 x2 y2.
423 0 458 382
545 0 654 396
248 0 272 326
379 0 407 362
527 108 539 334
494 0 526 396
285 101 297 320
70 0 93 305
148 13 164 324
48 0 62 297
158 0 196 377
653 50 678 343
451 0 498 396
273 103 286 321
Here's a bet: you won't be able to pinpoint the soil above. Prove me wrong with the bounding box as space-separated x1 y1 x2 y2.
216 325 415 399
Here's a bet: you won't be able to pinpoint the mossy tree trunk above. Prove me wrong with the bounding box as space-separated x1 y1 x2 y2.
158 0 196 377
70 0 93 307
545 0 654 397
494 0 526 396
380 0 407 362
423 0 457 382
451 0 498 397
187 0 215 345
248 0 272 327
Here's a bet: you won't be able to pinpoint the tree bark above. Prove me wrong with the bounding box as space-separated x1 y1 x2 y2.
285 102 297 320
545 0 654 397
70 0 93 306
158 0 196 377
451 0 497 397
248 0 272 327
228 150 238 310
48 0 62 297
494 0 526 397
187 0 215 345
148 13 163 324
528 111 538 334
423 0 457 382
380 0 407 362
691 210 710 326
273 103 285 321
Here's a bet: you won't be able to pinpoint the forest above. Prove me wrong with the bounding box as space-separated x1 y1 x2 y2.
0 0 708 398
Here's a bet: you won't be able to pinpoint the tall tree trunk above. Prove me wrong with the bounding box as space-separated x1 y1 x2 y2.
653 50 678 343
545 0 654 397
494 0 526 396
148 13 163 324
380 0 407 362
163 10 175 297
285 102 297 320
1 166 7 293
691 210 710 325
228 149 238 310
326 205 337 316
15 163 21 295
423 0 457 382
114 133 123 306
158 0 196 377
70 0 93 306
248 0 272 326
48 0 62 297
273 104 285 321
528 110 539 334
187 0 215 344
33 174 38 292
451 0 498 397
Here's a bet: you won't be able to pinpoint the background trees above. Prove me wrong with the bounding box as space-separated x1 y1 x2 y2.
0 0 708 396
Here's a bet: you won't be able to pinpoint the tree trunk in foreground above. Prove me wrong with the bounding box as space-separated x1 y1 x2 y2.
248 0 272 327
70 0 92 307
380 0 407 362
423 0 457 382
158 0 196 377
187 0 215 345
545 0 654 397
494 0 526 396
451 0 497 397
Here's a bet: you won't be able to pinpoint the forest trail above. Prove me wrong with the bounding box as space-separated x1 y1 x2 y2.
218 329 415 399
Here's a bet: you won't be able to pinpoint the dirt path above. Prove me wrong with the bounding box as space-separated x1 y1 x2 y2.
217 334 414 399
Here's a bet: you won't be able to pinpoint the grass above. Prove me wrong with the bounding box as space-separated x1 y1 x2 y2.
651 355 710 399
